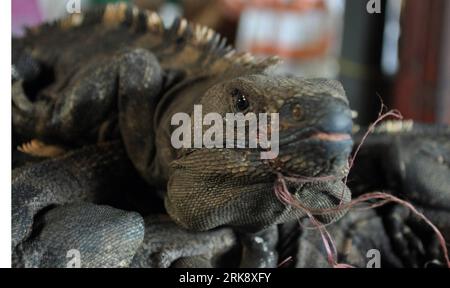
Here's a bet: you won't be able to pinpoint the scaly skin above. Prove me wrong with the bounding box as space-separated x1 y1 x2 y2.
347 121 450 267
12 4 354 267
21 4 450 268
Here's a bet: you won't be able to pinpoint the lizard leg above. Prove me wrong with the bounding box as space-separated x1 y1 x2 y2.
12 50 41 84
13 203 144 268
117 48 163 185
11 60 53 140
12 48 52 137
13 55 119 144
12 142 132 249
130 215 237 268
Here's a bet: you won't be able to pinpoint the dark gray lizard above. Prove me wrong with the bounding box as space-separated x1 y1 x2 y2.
12 3 450 268
12 3 354 267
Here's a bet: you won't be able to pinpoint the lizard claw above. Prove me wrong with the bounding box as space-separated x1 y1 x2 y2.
18 139 66 158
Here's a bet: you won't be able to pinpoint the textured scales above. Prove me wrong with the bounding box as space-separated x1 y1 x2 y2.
12 4 357 268
19 3 450 268
16 2 278 83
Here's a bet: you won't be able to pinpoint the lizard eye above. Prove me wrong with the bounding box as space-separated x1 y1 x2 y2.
231 88 249 111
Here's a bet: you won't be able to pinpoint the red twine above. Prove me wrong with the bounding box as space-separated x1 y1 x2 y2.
275 105 450 268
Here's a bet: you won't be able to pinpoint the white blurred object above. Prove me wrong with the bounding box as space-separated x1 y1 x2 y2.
381 0 402 76
12 0 92 36
235 0 345 77
38 0 90 21
159 1 183 28
38 0 69 21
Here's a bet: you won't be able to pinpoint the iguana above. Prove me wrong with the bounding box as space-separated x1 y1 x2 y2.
12 3 450 268
12 2 353 267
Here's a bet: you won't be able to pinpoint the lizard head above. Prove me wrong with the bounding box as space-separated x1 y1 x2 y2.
166 74 354 232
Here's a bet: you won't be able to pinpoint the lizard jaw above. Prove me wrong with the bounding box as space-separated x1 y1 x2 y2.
310 132 352 142
268 131 353 179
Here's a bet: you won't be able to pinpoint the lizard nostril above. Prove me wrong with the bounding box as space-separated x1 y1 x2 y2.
292 104 302 120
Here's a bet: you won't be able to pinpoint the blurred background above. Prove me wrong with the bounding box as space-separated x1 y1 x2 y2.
12 0 450 126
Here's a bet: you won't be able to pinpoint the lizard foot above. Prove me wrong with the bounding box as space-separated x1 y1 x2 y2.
18 139 66 158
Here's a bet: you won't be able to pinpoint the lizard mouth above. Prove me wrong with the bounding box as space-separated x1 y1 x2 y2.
309 132 352 142
270 130 353 178
272 130 353 149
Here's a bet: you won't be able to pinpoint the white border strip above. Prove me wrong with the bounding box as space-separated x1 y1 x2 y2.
0 0 12 268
